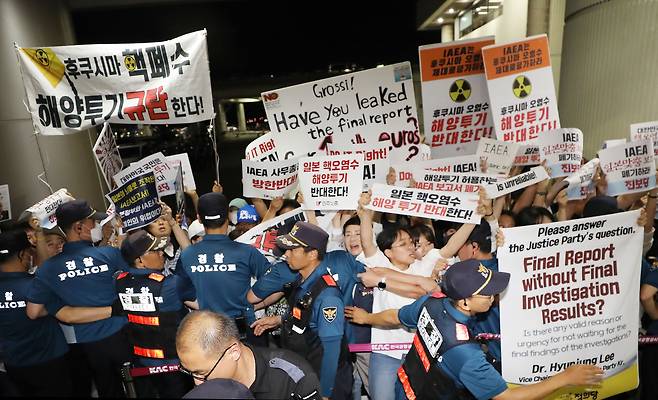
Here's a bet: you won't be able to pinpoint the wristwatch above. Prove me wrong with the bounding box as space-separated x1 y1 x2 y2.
377 277 387 291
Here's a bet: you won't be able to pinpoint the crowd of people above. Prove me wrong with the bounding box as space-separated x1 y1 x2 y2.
1 158 657 400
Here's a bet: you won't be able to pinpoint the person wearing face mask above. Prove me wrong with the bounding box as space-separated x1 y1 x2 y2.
146 202 192 276
25 199 132 398
228 198 249 233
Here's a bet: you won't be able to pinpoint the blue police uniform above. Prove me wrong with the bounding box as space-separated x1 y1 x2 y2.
27 241 127 342
469 257 502 365
175 234 271 324
396 294 508 400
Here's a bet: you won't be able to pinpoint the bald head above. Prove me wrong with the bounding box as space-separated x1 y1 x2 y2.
176 311 240 354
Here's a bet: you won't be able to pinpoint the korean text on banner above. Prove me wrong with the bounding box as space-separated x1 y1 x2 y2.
114 152 177 196
599 140 656 196
262 62 422 163
166 153 196 191
106 171 160 232
93 123 123 189
482 34 560 143
326 143 390 190
412 172 498 193
241 157 299 200
26 188 75 229
497 211 642 399
514 144 541 166
630 121 658 167
17 30 214 135
476 138 519 176
537 128 583 178
235 208 307 256
299 154 363 210
366 183 480 224
565 158 600 201
483 166 549 199
0 185 11 222
393 154 480 187
419 37 495 158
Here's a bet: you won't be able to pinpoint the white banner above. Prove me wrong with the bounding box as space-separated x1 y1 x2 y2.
235 208 307 256
412 172 499 193
326 143 390 190
418 37 495 158
514 144 541 166
26 188 75 229
0 185 10 222
262 62 422 163
630 120 658 167
241 157 299 200
166 153 196 191
366 183 480 224
17 30 214 135
483 35 560 143
483 166 549 199
476 138 519 176
114 152 177 196
393 154 480 187
565 158 600 200
93 123 123 189
599 140 656 196
537 128 583 178
497 211 641 399
298 154 363 210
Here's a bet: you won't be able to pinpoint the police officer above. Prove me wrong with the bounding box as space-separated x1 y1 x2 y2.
176 310 320 399
26 200 132 398
115 230 195 398
253 221 353 400
347 259 604 400
176 193 271 345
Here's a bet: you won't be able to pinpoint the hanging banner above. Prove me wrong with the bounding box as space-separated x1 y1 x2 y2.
114 152 176 196
235 208 307 256
366 183 480 224
245 132 279 162
262 62 422 163
483 166 549 199
93 123 123 189
497 211 642 399
298 154 363 210
482 34 560 143
514 144 541 166
419 37 495 158
241 157 299 200
537 128 584 178
326 143 390 190
166 153 196 191
106 171 160 231
0 185 11 222
26 188 75 229
565 158 600 201
393 154 480 187
599 140 655 196
630 120 658 167
476 138 519 176
411 172 498 193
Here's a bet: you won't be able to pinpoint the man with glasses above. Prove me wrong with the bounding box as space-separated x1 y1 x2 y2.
176 310 320 399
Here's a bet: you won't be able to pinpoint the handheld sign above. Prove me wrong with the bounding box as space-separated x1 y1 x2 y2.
106 172 160 231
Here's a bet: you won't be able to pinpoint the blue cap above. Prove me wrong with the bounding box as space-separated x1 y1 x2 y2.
276 221 328 252
441 259 510 300
183 378 254 399
237 205 259 224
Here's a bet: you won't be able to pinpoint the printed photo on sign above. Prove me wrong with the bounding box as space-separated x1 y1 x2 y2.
93 123 123 189
106 171 161 231
298 154 363 210
0 185 11 222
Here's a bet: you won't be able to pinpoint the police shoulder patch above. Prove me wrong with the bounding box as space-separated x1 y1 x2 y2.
269 357 305 383
322 306 337 323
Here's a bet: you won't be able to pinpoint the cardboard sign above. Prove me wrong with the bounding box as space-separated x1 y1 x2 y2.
411 172 498 193
537 128 583 178
325 143 390 190
366 183 480 224
166 153 196 191
483 166 550 199
26 188 75 229
476 138 519 176
599 140 656 196
0 185 11 222
262 62 422 163
298 154 363 210
483 35 560 143
241 157 299 200
17 31 214 135
565 158 600 200
419 37 495 158
630 120 658 167
114 152 177 196
106 172 160 231
393 154 481 187
93 123 123 189
498 211 641 399
514 144 541 166
235 208 307 256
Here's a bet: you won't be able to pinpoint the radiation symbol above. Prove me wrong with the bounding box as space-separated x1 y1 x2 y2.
512 75 532 98
124 55 137 71
449 79 471 102
35 49 50 67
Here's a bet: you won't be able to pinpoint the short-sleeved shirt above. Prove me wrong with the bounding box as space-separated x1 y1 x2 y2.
249 344 321 399
175 234 271 323
469 257 501 362
27 241 128 343
0 272 68 367
398 296 508 400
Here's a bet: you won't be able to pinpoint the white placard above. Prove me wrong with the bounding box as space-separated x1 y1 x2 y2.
298 154 363 210
93 123 123 189
114 152 177 196
514 144 541 166
412 172 499 193
392 154 481 187
0 185 11 222
537 128 583 178
245 132 279 162
26 188 75 229
599 140 656 196
630 120 658 167
482 166 550 199
565 158 600 200
476 138 519 176
241 157 299 200
326 143 390 190
166 153 196 191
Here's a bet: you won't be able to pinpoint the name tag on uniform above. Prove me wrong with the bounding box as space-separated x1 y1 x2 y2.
119 293 156 312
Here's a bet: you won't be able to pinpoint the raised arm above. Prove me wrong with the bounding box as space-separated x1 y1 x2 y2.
357 191 377 258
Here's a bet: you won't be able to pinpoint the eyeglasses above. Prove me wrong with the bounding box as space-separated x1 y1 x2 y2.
179 342 236 381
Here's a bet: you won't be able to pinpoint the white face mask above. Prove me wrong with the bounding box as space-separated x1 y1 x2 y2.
229 211 238 225
90 222 103 243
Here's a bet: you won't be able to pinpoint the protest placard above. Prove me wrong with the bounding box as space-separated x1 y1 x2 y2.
166 153 196 191
393 154 481 187
26 188 75 229
419 37 495 158
93 123 123 189
630 120 658 167
106 171 160 231
114 152 177 196
235 208 307 256
17 31 213 135
482 166 549 199
482 35 560 143
514 144 541 166
172 161 185 215
298 154 363 210
602 139 626 150
476 138 519 176
262 62 422 163
245 132 279 162
599 140 655 196
241 157 299 200
0 185 11 222
497 210 641 399
537 128 583 178
565 158 600 200
326 143 390 190
366 183 480 224
411 171 498 193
